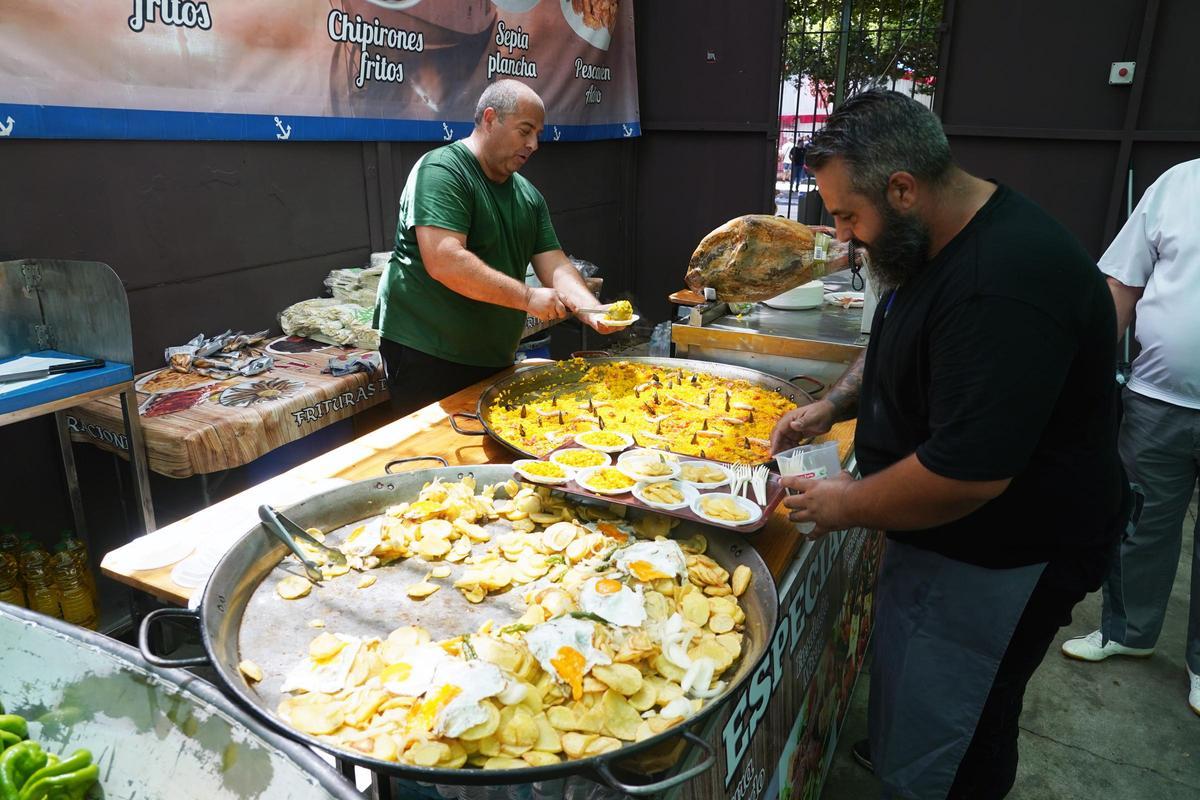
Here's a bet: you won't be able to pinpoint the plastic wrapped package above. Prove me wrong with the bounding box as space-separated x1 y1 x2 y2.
278 298 380 350
324 263 384 307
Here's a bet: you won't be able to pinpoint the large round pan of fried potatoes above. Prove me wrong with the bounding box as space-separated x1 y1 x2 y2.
465 357 813 465
164 465 777 792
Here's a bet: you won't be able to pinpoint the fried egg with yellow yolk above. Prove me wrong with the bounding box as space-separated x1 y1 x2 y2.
341 517 383 558
379 644 449 697
280 635 362 694
524 618 612 701
615 539 687 583
396 657 506 738
579 576 647 627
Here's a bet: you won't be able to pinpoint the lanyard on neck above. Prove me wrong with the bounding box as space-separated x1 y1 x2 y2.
884 289 898 318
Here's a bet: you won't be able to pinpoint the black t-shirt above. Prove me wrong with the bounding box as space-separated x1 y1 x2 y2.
855 184 1124 568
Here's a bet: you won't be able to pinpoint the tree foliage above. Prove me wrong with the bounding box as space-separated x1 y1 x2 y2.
782 0 943 108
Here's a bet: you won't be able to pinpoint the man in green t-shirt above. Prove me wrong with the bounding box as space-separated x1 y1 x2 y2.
375 80 618 415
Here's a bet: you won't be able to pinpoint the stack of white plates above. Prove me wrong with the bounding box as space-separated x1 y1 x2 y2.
106 532 195 573
762 280 825 310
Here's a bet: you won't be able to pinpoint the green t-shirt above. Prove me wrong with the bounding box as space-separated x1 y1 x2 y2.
374 141 561 367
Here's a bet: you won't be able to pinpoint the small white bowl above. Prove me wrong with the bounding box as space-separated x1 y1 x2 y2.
574 430 635 453
574 465 638 495
617 456 682 484
549 448 612 470
512 459 572 485
690 492 763 527
677 461 732 489
632 480 698 511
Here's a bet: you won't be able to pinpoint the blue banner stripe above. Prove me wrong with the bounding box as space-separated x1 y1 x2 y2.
0 103 641 143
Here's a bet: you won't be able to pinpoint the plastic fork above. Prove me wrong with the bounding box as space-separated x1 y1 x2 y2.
727 462 743 497
751 465 770 505
730 462 750 499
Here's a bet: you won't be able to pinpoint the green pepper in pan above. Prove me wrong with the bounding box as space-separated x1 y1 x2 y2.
0 742 46 800
16 751 97 800
0 716 28 748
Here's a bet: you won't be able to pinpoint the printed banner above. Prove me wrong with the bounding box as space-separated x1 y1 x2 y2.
0 1 639 142
673 527 884 800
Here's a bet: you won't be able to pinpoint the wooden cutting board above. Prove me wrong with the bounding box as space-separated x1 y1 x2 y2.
669 289 707 306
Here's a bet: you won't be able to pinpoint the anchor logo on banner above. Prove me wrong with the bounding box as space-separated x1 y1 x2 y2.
0 116 14 137
273 116 292 140
552 126 561 141
442 122 454 141
622 124 633 137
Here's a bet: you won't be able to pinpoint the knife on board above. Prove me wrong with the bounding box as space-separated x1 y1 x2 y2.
0 358 106 384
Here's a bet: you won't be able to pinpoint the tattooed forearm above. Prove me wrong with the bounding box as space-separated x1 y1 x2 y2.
825 350 865 421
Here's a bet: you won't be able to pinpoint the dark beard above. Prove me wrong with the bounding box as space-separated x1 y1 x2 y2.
856 202 931 288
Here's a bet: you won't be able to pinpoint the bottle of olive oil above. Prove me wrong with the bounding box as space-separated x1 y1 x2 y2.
50 551 97 629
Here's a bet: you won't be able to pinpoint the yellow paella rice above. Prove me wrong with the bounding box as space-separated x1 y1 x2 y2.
488 361 795 462
583 467 636 492
517 460 567 478
605 300 633 321
552 449 609 468
576 431 629 448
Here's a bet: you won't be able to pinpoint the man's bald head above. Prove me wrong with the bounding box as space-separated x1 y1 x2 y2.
474 80 543 125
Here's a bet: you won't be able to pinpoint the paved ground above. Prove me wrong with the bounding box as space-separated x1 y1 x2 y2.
822 490 1200 799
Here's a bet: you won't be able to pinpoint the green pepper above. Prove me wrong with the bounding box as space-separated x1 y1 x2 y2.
0 718 27 744
17 751 96 800
0 733 20 753
0 742 45 800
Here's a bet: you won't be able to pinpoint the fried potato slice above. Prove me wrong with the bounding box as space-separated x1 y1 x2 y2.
276 575 312 600
592 663 643 696
238 659 263 682
601 690 641 741
406 581 441 599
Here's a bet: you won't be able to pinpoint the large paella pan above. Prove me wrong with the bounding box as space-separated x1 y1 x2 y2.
450 357 814 464
140 463 778 795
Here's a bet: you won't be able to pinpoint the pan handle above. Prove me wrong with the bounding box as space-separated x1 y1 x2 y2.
385 455 449 474
592 729 716 795
138 607 211 668
448 412 487 436
788 374 826 397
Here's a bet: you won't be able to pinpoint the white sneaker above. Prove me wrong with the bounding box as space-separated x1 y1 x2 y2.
1061 630 1155 661
1189 668 1200 716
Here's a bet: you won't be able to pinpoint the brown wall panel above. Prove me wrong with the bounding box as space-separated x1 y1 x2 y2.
948 137 1119 257
125 249 369 368
636 1 781 129
0 140 372 292
1138 2 1200 131
941 1 1141 131
634 131 777 321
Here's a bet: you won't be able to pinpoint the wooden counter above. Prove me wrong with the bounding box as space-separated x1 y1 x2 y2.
101 362 856 605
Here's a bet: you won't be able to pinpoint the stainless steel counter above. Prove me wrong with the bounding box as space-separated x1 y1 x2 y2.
671 270 869 389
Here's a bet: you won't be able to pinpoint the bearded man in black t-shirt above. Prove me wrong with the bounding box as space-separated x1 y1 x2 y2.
769 90 1130 799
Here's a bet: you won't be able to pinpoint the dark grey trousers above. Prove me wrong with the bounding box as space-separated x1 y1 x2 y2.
1102 388 1200 673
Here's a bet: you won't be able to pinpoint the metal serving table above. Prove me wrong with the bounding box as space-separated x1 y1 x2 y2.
0 259 155 537
672 299 867 390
